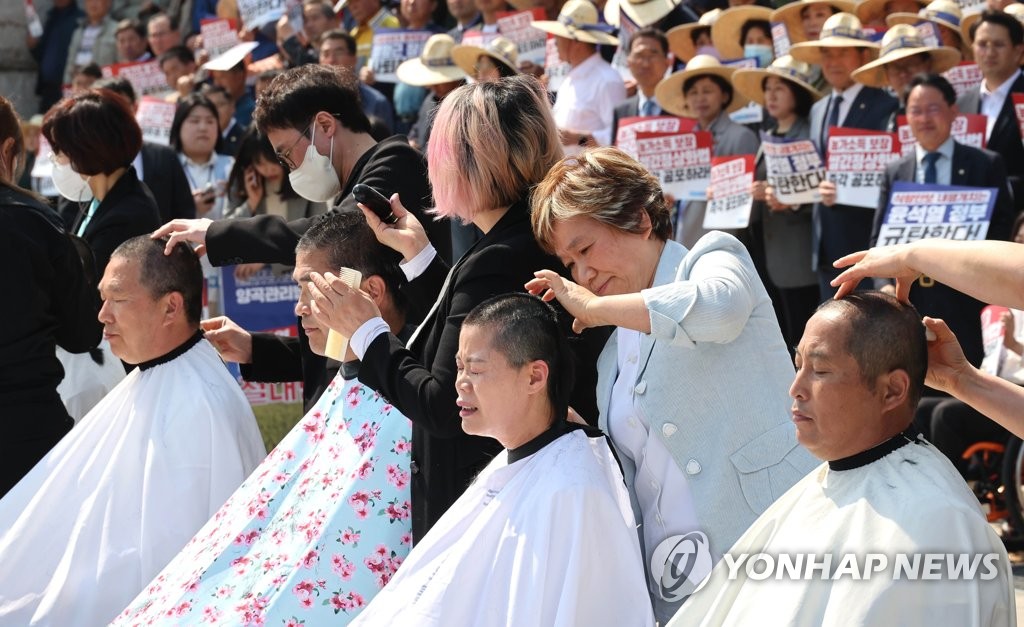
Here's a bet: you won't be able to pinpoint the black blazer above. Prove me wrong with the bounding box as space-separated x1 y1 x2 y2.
357 200 606 541
60 166 162 275
870 143 1014 366
809 86 899 271
140 142 195 223
956 72 1024 203
611 95 640 146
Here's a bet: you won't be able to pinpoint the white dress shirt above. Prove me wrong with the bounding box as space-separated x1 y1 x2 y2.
828 81 865 127
914 135 955 186
980 69 1021 140
552 52 627 154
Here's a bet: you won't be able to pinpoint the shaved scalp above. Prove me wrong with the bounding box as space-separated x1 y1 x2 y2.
111 236 203 324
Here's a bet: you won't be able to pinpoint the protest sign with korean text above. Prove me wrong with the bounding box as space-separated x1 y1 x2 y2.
544 36 571 91
705 155 755 229
369 29 433 83
877 181 996 246
633 130 713 200
102 60 169 97
826 127 902 209
761 134 825 205
1012 93 1024 140
237 0 285 30
944 62 982 99
135 97 176 146
497 8 547 66
615 115 696 155
723 57 764 125
610 11 639 82
771 22 791 58
200 17 240 58
895 113 986 157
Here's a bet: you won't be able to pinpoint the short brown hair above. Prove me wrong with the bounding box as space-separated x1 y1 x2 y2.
42 89 142 175
531 147 672 254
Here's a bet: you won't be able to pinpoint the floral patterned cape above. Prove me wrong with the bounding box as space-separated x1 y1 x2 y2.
113 372 413 626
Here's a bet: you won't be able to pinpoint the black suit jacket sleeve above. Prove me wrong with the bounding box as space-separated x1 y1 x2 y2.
358 242 530 439
205 136 448 267
240 332 304 382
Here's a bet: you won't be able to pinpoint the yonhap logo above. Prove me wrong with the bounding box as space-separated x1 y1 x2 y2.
651 531 713 602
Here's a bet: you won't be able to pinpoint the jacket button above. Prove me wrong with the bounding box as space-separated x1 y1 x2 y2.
685 459 701 475
662 423 677 437
634 381 647 394
410 461 420 475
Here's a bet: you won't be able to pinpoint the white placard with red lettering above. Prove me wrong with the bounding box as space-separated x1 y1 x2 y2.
1012 93 1024 142
705 155 755 229
369 29 433 83
943 62 982 99
877 181 995 246
826 127 902 208
200 17 240 58
136 96 176 146
461 29 500 50
895 113 986 157
237 0 285 30
102 60 170 97
761 134 824 205
610 10 639 82
633 130 713 200
615 115 696 155
497 9 547 67
544 36 571 92
723 57 764 125
771 22 791 59
981 304 1012 375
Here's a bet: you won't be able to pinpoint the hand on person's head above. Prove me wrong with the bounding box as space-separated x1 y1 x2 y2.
307 271 382 339
525 270 599 334
358 192 429 262
831 244 918 302
152 218 213 257
922 317 971 395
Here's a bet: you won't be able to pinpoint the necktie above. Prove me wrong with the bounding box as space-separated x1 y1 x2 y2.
822 94 844 148
641 99 657 117
923 151 940 185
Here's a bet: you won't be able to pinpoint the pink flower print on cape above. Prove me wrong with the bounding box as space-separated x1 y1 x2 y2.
112 375 412 626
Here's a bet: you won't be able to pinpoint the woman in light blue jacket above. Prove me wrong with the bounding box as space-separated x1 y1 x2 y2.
527 146 816 624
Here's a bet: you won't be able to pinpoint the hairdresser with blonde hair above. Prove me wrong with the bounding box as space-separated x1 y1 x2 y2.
0 95 100 496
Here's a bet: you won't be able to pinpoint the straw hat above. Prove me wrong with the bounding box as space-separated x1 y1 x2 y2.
962 4 1024 43
733 54 824 105
531 0 620 46
770 0 857 44
202 41 259 71
395 34 468 86
887 0 962 33
666 9 722 62
789 12 880 65
604 0 680 27
452 36 519 77
654 54 751 117
711 6 774 60
855 0 927 26
850 23 961 87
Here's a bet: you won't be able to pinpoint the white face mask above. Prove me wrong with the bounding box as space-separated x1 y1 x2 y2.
288 124 341 202
51 160 93 202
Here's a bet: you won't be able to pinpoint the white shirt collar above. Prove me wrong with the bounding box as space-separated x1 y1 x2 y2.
981 69 1021 100
568 52 605 78
832 81 864 103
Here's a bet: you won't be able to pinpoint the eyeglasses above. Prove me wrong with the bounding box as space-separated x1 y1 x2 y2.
276 122 313 171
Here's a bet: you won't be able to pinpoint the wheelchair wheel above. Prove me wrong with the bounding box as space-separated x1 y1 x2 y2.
1001 436 1024 532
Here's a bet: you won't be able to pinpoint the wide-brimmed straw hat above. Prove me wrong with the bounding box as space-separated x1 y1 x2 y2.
202 41 259 71
770 0 857 44
531 0 620 46
666 9 721 62
851 23 961 87
711 5 774 60
962 4 1024 43
654 54 750 117
887 0 962 34
395 34 468 86
856 0 927 26
789 12 880 65
452 36 519 76
733 54 823 105
604 0 680 27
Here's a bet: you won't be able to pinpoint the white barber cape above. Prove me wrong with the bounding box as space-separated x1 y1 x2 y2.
0 334 266 627
351 426 655 627
668 433 1015 627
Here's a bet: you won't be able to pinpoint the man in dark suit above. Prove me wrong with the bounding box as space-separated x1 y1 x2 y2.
154 64 450 411
871 73 1014 366
611 27 672 144
790 12 899 299
957 10 1024 204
